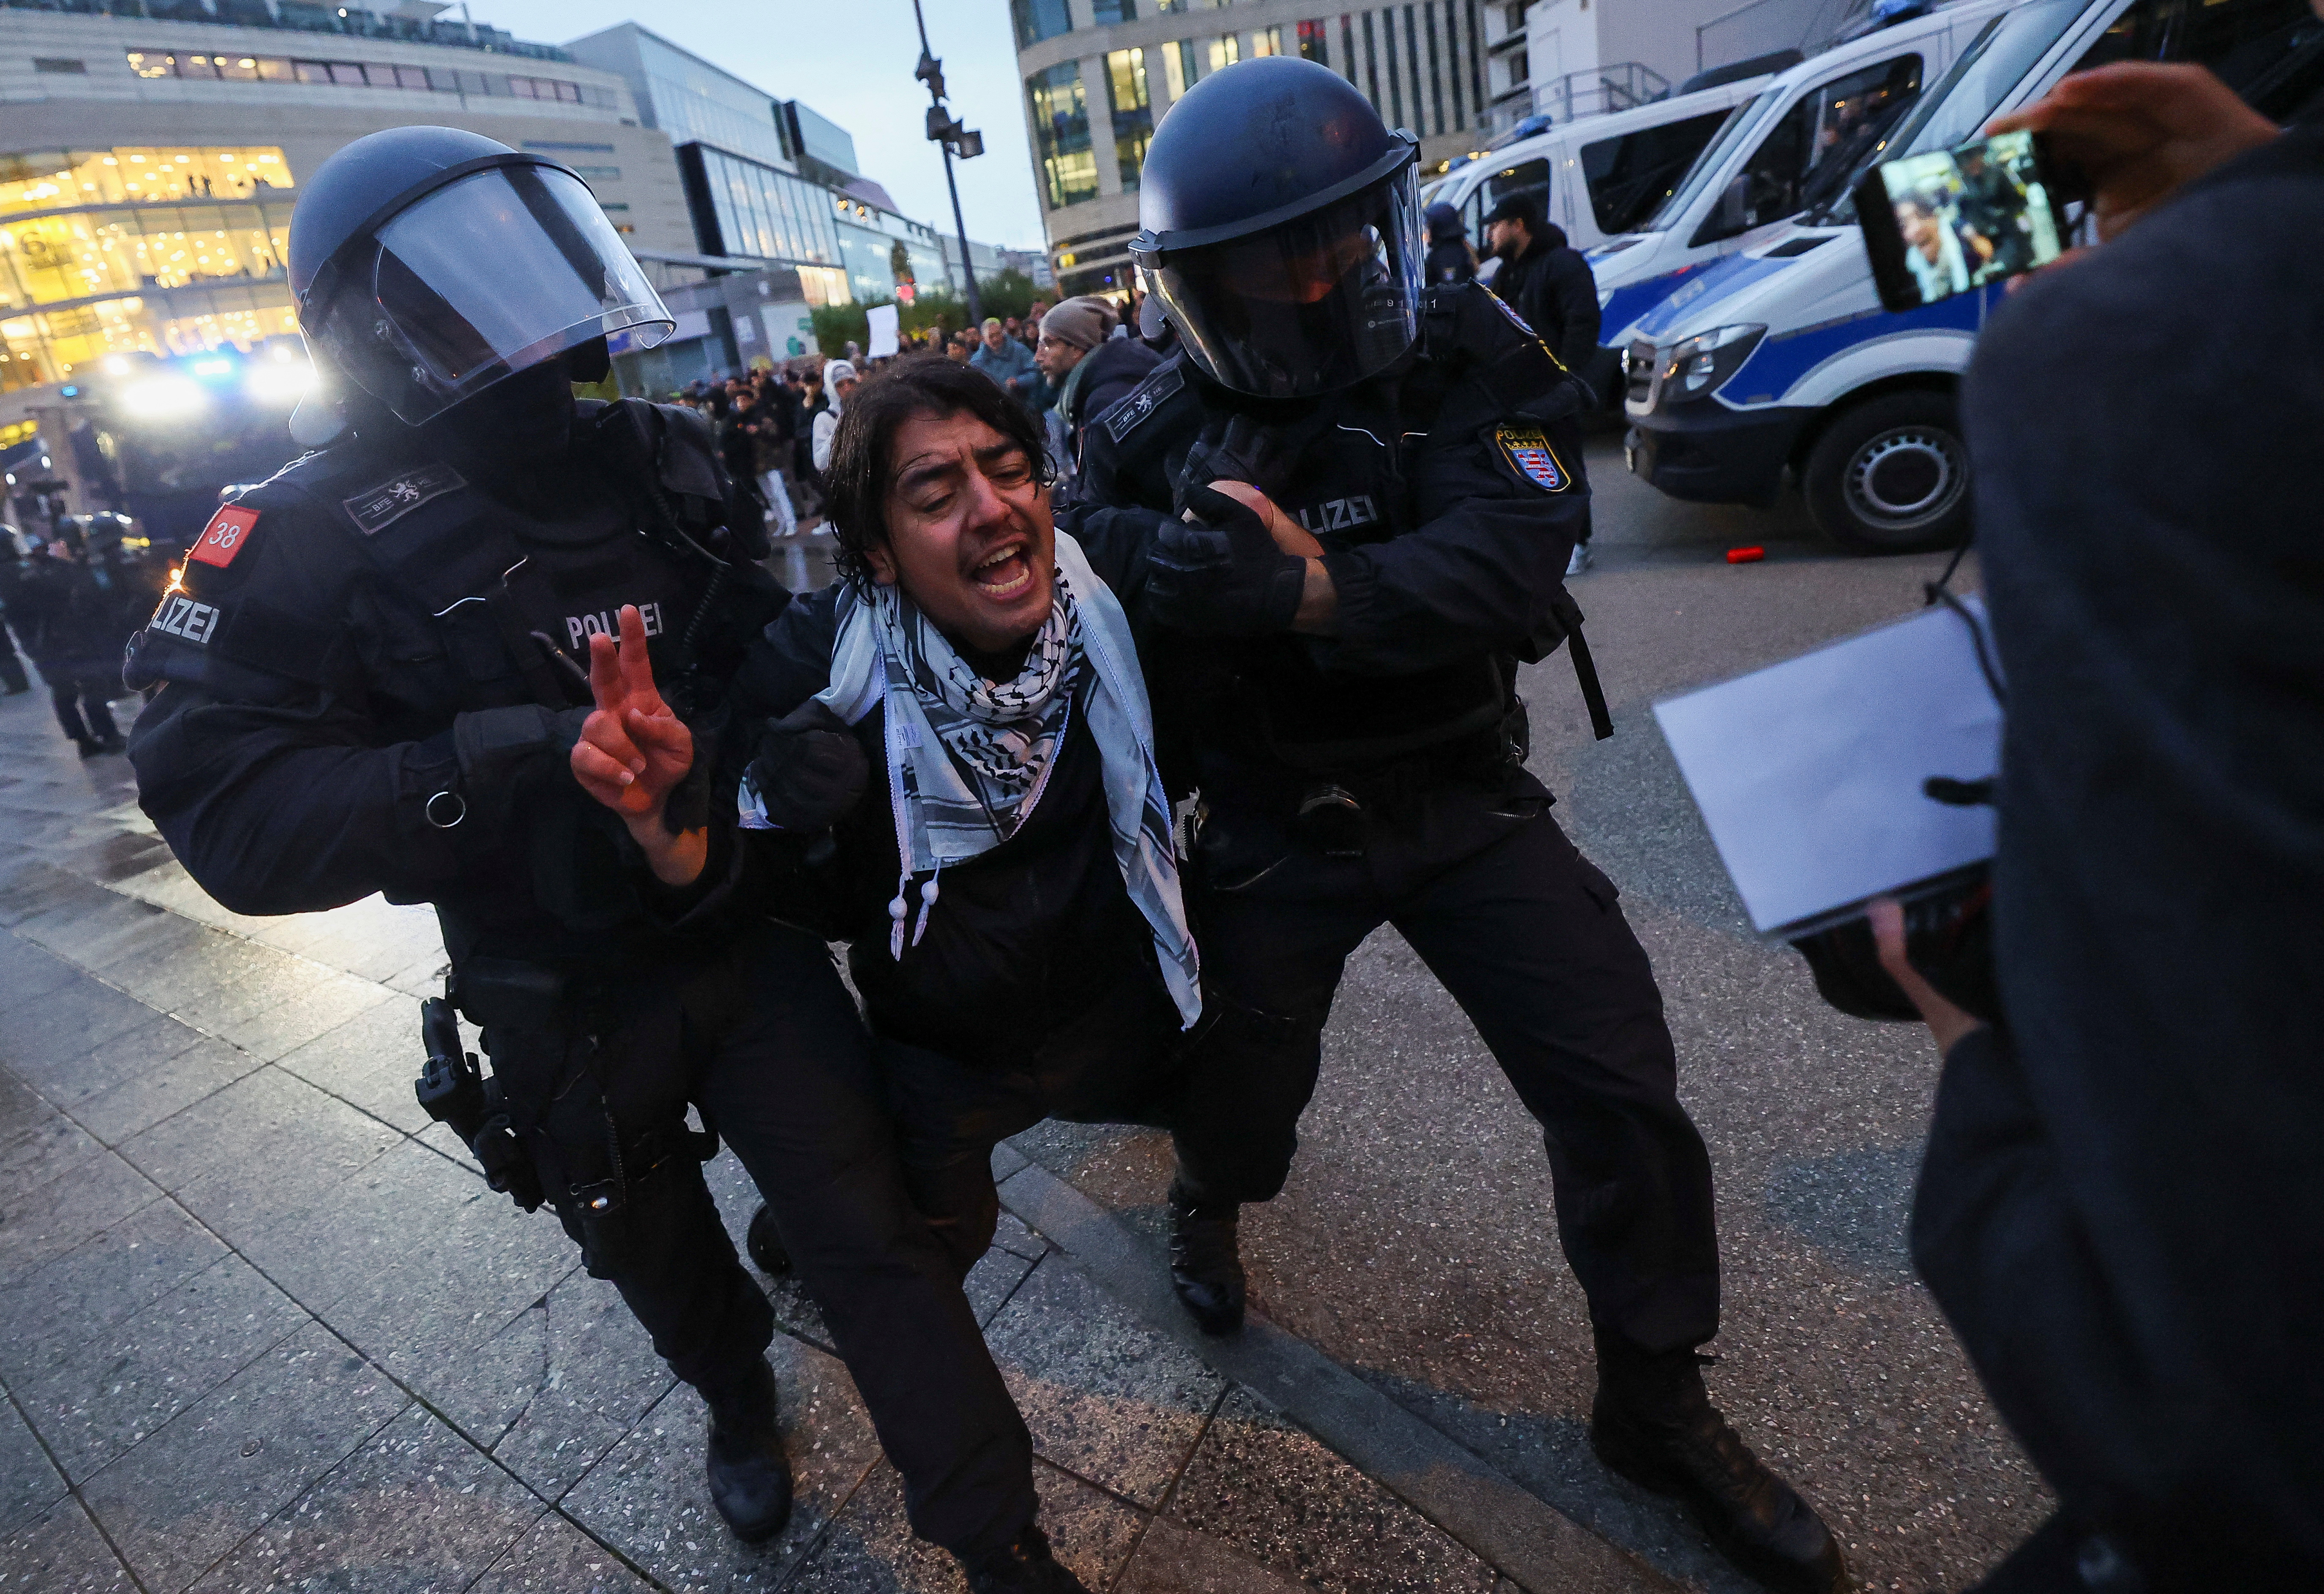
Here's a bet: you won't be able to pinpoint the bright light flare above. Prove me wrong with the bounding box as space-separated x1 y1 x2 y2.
245 360 313 404
121 376 208 419
190 357 235 379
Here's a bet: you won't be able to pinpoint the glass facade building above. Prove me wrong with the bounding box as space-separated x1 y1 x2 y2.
0 146 299 392
1104 50 1154 193
1028 61 1098 210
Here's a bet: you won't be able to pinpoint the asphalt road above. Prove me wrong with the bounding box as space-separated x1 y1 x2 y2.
1017 432 2047 1594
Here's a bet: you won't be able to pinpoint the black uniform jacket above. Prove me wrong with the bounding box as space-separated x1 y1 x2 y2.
1494 240 1602 378
717 505 1172 1069
125 400 782 975
1928 123 2324 1582
1076 281 1591 810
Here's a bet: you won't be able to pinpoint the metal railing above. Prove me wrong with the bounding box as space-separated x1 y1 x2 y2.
1473 61 1672 141
0 0 573 63
1696 0 1871 75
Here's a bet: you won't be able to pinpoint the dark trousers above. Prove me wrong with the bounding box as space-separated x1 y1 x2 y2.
46 667 120 746
1187 781 1721 1354
482 927 1036 1559
877 978 1197 1279
0 618 26 693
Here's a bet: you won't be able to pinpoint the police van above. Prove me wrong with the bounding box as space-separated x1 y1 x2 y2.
1585 0 2020 364
1620 0 2324 550
1421 76 1774 258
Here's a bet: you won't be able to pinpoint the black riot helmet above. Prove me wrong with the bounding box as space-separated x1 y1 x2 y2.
287 126 672 431
1130 58 1423 399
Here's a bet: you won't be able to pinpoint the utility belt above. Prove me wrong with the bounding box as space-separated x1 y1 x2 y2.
412 957 717 1227
1282 700 1531 859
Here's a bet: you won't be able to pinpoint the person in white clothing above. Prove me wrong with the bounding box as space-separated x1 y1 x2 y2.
810 359 859 477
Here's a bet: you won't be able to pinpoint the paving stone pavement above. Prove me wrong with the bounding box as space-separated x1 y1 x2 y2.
0 680 1665 1593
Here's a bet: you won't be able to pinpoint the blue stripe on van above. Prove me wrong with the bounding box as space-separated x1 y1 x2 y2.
1627 254 1796 342
1720 283 1993 406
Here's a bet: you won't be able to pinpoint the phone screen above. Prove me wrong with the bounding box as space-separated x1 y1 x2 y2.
1857 128 2069 312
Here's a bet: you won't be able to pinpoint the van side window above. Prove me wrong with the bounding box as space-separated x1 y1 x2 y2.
1693 55 1923 245
2074 0 2324 122
1580 110 1734 237
1469 156 1550 239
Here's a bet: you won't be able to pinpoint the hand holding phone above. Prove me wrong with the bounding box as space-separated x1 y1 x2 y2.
1855 129 2078 313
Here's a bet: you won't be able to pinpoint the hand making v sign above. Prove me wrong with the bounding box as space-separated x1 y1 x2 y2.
569 604 709 886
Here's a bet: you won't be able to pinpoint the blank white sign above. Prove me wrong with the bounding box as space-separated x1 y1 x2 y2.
1653 601 2003 937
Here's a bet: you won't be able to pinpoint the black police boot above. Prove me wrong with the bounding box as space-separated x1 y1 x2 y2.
961 1523 1091 1593
1590 1336 1849 1594
72 736 101 759
745 1202 792 1275
1167 1184 1247 1337
701 1357 793 1545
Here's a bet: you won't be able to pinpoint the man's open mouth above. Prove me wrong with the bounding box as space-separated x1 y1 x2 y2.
970 540 1034 598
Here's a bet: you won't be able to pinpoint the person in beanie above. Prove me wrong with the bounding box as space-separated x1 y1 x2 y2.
1033 296 1161 480
812 359 859 477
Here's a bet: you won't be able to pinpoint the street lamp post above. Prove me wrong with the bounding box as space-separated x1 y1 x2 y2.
910 0 984 325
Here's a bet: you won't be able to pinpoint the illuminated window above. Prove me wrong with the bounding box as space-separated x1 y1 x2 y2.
1105 49 1153 191
1027 62 1098 209
1250 27 1283 58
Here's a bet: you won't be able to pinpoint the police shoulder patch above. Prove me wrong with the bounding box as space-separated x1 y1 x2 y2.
1484 289 1542 342
187 503 259 569
341 461 466 536
1492 423 1572 493
1103 361 1185 444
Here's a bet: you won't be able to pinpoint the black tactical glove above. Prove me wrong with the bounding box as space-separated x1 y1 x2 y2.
747 700 869 833
1147 483 1309 636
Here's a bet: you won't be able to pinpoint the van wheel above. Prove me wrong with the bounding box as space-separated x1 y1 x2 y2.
1802 391 1971 554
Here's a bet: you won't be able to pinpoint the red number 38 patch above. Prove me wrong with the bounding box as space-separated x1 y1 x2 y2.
187 504 259 569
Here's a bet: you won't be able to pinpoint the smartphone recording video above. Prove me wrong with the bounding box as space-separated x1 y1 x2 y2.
1855 129 2071 313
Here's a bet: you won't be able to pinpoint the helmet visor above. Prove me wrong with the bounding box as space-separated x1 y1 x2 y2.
308 163 672 424
1141 164 1423 398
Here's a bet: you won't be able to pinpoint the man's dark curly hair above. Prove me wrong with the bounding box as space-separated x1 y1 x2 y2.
823 354 1056 589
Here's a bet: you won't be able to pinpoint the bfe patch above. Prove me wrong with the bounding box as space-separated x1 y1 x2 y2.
1491 423 1573 493
187 504 259 568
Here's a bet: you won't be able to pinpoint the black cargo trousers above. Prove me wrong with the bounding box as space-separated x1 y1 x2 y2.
1178 770 1723 1356
473 923 1037 1558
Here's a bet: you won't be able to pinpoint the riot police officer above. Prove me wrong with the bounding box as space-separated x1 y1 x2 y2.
122 128 994 1552
1079 59 1848 1594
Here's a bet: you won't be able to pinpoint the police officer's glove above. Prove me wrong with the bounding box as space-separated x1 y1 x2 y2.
1148 484 1308 636
747 700 869 834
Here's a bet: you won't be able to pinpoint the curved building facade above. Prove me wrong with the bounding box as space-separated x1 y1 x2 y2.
0 5 686 393
1011 0 1496 299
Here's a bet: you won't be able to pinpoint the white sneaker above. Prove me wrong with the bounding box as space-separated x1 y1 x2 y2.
1566 542 1594 577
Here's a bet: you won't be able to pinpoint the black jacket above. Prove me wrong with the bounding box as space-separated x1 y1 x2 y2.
718 505 1172 1065
1077 282 1591 814
1068 338 1165 437
125 400 781 974
6 550 139 670
1425 234 1476 286
1493 238 1602 377
1927 123 2324 1586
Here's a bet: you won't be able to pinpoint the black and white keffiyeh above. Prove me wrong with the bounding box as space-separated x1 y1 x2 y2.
741 531 1200 1028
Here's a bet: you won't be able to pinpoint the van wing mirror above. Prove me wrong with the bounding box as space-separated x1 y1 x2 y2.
1693 174 1753 246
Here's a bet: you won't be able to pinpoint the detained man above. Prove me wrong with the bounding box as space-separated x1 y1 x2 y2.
572 355 1216 1594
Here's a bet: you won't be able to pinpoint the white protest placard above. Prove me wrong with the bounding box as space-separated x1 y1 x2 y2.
865 302 900 359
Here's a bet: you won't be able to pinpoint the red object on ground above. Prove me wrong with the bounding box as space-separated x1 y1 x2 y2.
1726 546 1765 564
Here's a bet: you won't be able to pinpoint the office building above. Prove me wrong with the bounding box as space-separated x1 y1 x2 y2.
1501 0 1873 128
567 23 996 314
1012 0 1514 299
0 2 693 395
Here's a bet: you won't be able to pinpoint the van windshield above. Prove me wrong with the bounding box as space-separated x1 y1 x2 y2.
1580 108 1738 236
1639 88 1778 232
1826 0 2088 223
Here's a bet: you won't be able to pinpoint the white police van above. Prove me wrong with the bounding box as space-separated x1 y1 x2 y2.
1420 76 1775 259
1586 0 2021 368
1621 0 2324 550
1418 75 1777 398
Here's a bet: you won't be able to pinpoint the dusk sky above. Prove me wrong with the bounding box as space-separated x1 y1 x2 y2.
471 0 1050 249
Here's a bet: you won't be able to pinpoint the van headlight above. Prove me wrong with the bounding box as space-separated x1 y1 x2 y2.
1659 323 1766 403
